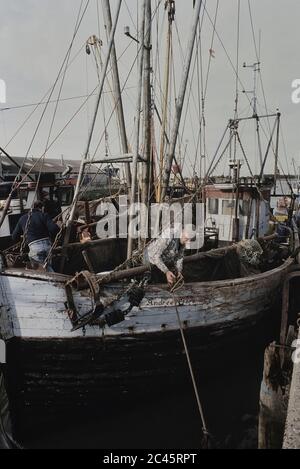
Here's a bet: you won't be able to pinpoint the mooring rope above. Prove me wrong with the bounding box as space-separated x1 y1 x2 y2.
171 288 212 448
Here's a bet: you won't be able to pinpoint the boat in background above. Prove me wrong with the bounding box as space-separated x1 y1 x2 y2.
0 153 122 249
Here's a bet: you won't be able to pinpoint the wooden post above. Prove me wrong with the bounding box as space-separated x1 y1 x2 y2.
258 343 288 449
258 331 296 450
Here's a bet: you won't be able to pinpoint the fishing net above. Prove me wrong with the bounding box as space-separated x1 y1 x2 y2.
236 239 263 266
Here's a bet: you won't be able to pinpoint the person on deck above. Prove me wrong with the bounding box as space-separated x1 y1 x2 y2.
144 224 196 286
12 200 60 271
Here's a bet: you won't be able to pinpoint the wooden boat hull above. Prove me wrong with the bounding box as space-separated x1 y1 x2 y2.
0 259 292 340
0 259 292 434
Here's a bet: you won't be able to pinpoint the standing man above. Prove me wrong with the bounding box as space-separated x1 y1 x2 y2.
144 225 196 286
12 200 60 271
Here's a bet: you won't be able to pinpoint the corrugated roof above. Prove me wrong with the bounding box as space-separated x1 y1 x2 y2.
0 155 103 174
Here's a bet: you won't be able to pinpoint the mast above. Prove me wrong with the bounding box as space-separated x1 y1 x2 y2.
292 158 297 180
67 0 122 226
102 0 132 196
243 60 263 167
273 111 281 196
140 0 152 244
160 0 203 201
127 0 147 259
157 0 175 202
292 157 300 193
231 159 241 242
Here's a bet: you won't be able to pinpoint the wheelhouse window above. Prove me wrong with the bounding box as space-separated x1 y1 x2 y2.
58 186 74 206
222 199 235 215
208 198 219 215
19 188 29 204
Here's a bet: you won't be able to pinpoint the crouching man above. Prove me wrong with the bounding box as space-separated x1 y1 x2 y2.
144 224 196 286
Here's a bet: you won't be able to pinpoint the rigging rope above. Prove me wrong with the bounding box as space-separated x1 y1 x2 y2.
1 35 85 149
1 33 135 200
0 0 91 227
247 0 293 191
14 1 90 247
0 88 141 113
173 19 202 179
202 2 251 110
203 0 219 100
78 0 164 199
19 0 90 180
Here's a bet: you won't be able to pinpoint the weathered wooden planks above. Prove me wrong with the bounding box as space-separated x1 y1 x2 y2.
0 259 291 340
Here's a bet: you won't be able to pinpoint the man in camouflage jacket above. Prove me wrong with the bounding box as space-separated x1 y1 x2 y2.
144 225 196 285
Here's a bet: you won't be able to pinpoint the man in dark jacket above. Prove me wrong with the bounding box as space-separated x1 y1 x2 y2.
12 200 60 271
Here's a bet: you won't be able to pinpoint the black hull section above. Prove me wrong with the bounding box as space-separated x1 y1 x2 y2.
0 236 14 251
3 308 279 440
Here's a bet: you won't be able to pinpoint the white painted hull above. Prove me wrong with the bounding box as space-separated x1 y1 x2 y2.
0 259 292 342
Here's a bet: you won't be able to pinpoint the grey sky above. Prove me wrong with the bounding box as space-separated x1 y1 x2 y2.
0 0 299 179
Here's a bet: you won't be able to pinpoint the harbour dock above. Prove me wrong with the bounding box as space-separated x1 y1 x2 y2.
283 329 300 449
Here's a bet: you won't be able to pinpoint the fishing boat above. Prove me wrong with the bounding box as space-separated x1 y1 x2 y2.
0 0 298 440
0 244 294 430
